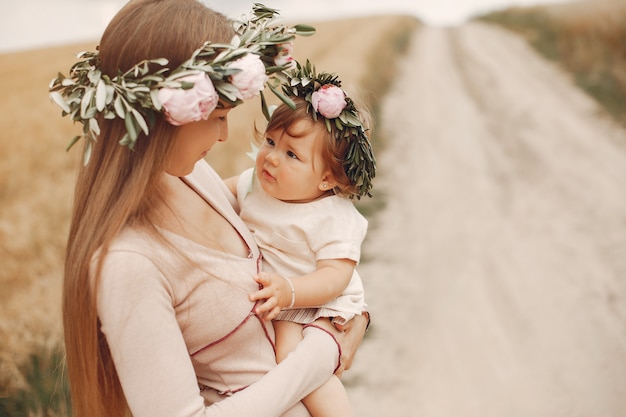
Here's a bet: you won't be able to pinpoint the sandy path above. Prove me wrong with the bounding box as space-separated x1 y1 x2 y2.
344 23 626 417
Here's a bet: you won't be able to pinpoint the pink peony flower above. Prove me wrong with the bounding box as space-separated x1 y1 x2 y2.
274 43 296 70
228 53 268 100
311 84 347 119
157 72 218 126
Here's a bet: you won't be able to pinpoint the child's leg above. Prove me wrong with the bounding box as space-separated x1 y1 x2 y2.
273 320 305 362
303 376 353 417
273 319 354 417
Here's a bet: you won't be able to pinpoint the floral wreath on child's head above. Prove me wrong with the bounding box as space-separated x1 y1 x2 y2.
269 60 376 199
49 3 314 165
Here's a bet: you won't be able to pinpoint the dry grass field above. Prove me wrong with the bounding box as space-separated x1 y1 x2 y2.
477 0 626 124
0 13 419 401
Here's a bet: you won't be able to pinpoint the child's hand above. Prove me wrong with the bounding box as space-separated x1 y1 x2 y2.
249 272 293 321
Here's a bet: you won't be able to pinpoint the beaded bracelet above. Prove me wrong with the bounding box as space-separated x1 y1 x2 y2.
281 276 296 309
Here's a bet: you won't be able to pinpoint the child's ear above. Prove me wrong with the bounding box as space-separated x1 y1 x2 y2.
318 174 337 191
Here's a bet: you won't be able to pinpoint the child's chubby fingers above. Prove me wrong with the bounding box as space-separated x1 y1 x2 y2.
249 273 274 300
258 305 281 321
255 296 278 314
253 271 277 288
253 299 281 321
263 306 281 321
249 286 271 303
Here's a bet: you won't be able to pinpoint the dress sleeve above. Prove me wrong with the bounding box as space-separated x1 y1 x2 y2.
204 326 338 417
313 201 368 263
97 250 338 417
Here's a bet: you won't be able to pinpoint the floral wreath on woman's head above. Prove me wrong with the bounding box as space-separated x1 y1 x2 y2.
268 60 376 199
49 3 314 165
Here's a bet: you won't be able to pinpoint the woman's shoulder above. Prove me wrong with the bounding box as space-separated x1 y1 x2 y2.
108 226 154 252
97 228 161 270
95 227 175 293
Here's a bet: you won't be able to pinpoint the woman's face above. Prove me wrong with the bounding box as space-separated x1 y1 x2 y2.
165 107 231 176
255 119 335 203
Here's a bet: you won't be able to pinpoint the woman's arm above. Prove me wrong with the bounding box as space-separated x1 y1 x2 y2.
98 251 340 417
203 325 341 417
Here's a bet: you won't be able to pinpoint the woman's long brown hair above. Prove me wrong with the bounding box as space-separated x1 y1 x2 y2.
62 1 234 416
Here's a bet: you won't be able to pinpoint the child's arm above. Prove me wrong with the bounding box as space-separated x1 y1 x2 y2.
250 258 356 321
223 175 239 197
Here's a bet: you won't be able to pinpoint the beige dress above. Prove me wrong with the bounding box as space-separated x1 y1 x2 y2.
236 167 368 325
96 160 339 417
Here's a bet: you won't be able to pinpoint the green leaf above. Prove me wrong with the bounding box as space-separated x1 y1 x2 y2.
179 81 194 90
84 106 98 119
130 108 149 135
119 133 132 147
124 112 138 142
66 135 81 152
268 82 295 109
152 58 169 66
50 91 70 113
293 24 316 36
216 83 240 102
89 117 100 136
150 89 162 111
114 96 125 118
324 118 331 132
343 112 361 126
260 91 271 121
95 79 107 111
80 87 93 118
87 69 101 85
83 139 93 166
105 84 115 104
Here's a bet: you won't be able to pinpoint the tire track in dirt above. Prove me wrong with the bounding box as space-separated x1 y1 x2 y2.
345 23 626 417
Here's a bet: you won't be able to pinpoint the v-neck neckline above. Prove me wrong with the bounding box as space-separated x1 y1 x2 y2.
178 164 259 259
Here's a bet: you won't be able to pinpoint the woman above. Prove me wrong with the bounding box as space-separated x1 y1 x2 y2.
53 1 368 416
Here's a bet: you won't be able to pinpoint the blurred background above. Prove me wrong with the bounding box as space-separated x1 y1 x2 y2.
1 0 625 416
0 0 572 53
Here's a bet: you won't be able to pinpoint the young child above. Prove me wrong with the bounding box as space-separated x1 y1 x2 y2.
225 66 376 417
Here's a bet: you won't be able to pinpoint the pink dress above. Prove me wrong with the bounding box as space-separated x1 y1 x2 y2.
96 160 339 417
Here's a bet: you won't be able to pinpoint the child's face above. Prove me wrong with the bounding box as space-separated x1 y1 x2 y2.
256 119 334 203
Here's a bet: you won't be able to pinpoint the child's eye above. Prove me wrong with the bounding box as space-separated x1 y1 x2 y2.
287 151 298 160
265 138 275 146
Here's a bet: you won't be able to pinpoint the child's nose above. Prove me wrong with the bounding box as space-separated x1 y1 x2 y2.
266 149 279 165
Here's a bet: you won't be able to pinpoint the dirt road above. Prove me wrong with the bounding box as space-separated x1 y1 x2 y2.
344 23 626 417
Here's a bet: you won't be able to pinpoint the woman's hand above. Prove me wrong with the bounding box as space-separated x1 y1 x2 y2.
309 312 369 377
334 312 369 374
